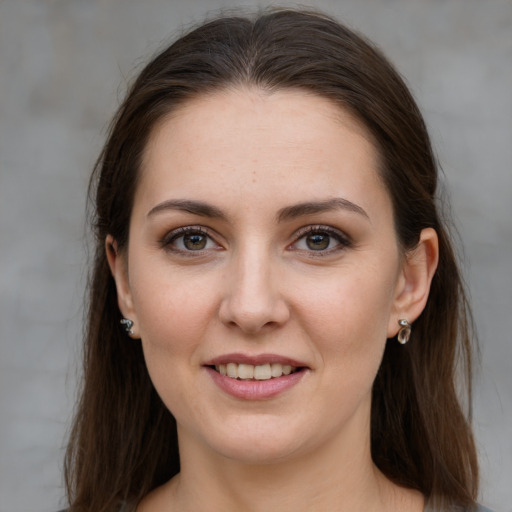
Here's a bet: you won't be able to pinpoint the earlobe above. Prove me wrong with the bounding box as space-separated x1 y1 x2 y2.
387 228 439 338
105 235 138 330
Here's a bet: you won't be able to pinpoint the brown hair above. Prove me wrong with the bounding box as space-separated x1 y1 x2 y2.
65 8 478 511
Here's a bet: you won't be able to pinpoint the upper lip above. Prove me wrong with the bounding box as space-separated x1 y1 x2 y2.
204 353 309 368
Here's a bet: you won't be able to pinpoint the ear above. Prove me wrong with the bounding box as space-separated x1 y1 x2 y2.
387 228 439 337
106 234 139 338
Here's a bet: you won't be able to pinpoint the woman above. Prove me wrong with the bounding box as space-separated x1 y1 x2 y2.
64 9 490 512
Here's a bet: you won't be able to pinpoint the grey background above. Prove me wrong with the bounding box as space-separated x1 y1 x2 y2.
0 0 510 511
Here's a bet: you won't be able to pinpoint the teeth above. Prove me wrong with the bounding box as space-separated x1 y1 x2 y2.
227 363 237 378
215 362 297 380
271 363 282 377
254 363 271 380
238 364 254 379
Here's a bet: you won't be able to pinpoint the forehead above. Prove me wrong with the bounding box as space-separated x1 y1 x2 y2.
136 88 389 219
145 87 377 162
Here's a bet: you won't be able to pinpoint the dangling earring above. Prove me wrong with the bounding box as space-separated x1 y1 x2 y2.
397 319 411 344
120 318 135 336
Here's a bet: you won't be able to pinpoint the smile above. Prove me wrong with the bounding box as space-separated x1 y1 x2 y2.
204 354 308 400
214 363 298 380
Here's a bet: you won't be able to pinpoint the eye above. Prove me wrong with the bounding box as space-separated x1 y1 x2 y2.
162 227 220 253
291 226 351 254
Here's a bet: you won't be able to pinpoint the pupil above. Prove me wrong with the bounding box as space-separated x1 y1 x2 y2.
184 233 207 250
307 233 329 250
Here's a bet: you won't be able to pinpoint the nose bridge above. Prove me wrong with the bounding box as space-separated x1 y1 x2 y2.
219 238 288 332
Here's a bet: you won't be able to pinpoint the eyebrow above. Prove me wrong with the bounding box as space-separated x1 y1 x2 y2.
277 198 369 222
146 197 369 223
147 199 227 220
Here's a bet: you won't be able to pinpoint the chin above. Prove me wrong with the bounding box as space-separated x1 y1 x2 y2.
215 439 302 465
193 415 313 465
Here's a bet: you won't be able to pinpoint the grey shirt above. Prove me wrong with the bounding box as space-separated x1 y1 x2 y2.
59 502 495 511
118 502 495 511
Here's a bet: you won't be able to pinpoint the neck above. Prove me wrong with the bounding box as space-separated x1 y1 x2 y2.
137 397 424 512
157 419 421 512
178 440 379 512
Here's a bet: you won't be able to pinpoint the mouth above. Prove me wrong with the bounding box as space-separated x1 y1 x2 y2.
204 354 308 400
210 362 301 381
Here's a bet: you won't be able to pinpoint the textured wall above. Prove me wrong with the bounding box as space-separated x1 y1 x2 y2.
0 1 510 511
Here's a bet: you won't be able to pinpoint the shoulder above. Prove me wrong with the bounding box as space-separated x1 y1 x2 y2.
465 504 495 512
425 504 496 512
56 505 135 512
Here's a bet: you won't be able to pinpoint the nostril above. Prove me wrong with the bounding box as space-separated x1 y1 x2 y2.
219 298 290 334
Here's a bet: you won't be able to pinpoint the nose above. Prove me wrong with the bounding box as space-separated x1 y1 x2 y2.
218 247 290 334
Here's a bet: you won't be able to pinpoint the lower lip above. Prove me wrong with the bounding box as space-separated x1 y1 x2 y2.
205 367 307 400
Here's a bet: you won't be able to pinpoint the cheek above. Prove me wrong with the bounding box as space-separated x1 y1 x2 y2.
129 269 221 416
129 262 220 356
296 267 397 370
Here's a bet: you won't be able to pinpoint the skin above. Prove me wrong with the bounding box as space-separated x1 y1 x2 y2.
107 88 438 512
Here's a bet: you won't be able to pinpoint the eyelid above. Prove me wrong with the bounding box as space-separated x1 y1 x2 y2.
160 225 223 253
289 225 352 253
159 224 351 256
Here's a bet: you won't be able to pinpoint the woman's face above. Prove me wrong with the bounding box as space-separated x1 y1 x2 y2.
111 88 414 463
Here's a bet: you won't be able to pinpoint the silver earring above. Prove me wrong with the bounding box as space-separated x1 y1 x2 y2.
120 318 134 336
397 319 411 344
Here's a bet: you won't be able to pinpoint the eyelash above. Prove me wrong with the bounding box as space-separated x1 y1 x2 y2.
160 226 220 255
160 225 352 256
291 225 352 256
